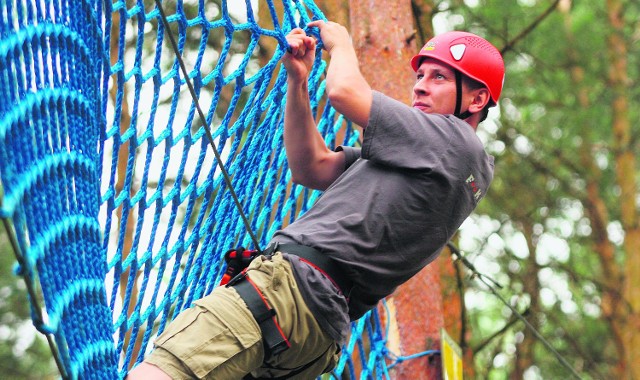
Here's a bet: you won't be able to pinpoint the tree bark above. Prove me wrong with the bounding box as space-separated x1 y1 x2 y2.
349 1 443 378
606 0 640 378
350 0 417 106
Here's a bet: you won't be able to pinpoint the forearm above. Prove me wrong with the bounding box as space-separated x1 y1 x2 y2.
304 20 372 127
320 32 372 127
325 46 367 102
284 78 343 190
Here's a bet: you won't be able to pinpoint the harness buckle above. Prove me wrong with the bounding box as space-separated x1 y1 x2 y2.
261 242 279 257
225 269 248 288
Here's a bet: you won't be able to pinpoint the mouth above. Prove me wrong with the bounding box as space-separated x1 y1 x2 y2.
412 102 430 111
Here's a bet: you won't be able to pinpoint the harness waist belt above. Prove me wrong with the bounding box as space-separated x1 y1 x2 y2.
264 243 352 297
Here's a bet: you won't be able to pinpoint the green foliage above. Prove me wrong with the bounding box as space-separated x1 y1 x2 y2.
428 0 639 378
0 227 56 379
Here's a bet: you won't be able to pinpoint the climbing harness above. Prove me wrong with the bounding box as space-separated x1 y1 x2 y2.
225 242 351 379
262 243 352 297
230 274 291 358
220 243 352 295
223 242 352 365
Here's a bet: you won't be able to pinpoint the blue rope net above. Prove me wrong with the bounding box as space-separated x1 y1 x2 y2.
0 0 117 378
0 1 410 378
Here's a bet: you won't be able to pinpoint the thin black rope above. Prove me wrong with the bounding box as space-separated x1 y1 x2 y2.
154 0 262 251
447 242 584 380
0 196 70 380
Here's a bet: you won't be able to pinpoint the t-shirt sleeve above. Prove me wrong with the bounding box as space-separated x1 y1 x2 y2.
363 91 461 171
335 145 361 171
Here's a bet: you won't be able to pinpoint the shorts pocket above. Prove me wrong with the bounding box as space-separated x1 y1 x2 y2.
154 306 204 347
154 304 261 378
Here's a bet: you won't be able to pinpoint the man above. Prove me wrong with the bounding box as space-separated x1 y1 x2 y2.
129 20 504 379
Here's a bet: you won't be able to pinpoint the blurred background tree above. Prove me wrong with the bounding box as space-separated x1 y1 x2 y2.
0 226 56 379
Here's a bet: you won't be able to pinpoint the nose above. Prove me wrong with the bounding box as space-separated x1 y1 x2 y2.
413 77 427 96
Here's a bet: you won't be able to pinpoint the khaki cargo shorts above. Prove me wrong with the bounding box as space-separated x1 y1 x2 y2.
145 252 340 379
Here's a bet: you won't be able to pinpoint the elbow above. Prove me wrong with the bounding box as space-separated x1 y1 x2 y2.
326 84 351 111
289 169 312 188
290 172 307 187
290 172 328 191
326 81 371 127
288 151 344 191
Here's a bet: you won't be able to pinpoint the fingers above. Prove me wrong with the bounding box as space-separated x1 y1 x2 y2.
286 36 315 58
307 20 341 30
307 20 324 29
286 20 346 56
303 20 349 54
286 28 317 57
288 27 306 36
304 36 315 50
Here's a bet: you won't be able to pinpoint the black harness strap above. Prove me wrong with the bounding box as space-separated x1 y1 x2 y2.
231 277 290 359
454 70 473 120
262 243 352 297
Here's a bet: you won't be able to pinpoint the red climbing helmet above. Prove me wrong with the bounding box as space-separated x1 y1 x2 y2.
410 31 505 106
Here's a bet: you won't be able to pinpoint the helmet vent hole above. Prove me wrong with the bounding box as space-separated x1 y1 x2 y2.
464 36 502 57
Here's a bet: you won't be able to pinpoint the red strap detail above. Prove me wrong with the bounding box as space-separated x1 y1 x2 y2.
245 277 291 350
298 257 344 296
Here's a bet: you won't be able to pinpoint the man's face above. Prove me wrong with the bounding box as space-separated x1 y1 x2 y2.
412 58 459 115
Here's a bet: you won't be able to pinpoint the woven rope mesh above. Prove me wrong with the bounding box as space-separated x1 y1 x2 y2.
0 1 400 378
0 0 117 378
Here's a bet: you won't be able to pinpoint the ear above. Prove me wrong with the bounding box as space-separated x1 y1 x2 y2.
467 88 491 114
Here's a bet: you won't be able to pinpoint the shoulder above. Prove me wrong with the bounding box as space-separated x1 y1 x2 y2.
369 91 458 131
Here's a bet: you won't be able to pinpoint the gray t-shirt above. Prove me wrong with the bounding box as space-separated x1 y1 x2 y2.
274 91 494 342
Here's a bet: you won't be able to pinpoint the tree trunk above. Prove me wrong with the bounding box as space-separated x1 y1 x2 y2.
349 1 443 378
317 1 350 27
350 0 417 106
411 0 435 47
605 0 640 378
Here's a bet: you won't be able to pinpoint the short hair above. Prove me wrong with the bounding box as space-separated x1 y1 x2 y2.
461 75 490 122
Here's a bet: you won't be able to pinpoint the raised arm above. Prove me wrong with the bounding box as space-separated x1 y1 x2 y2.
282 28 346 190
307 20 373 128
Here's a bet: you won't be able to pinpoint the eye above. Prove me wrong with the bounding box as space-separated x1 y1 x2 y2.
435 73 446 80
416 74 424 81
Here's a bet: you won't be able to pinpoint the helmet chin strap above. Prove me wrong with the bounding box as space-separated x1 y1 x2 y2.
454 70 473 120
